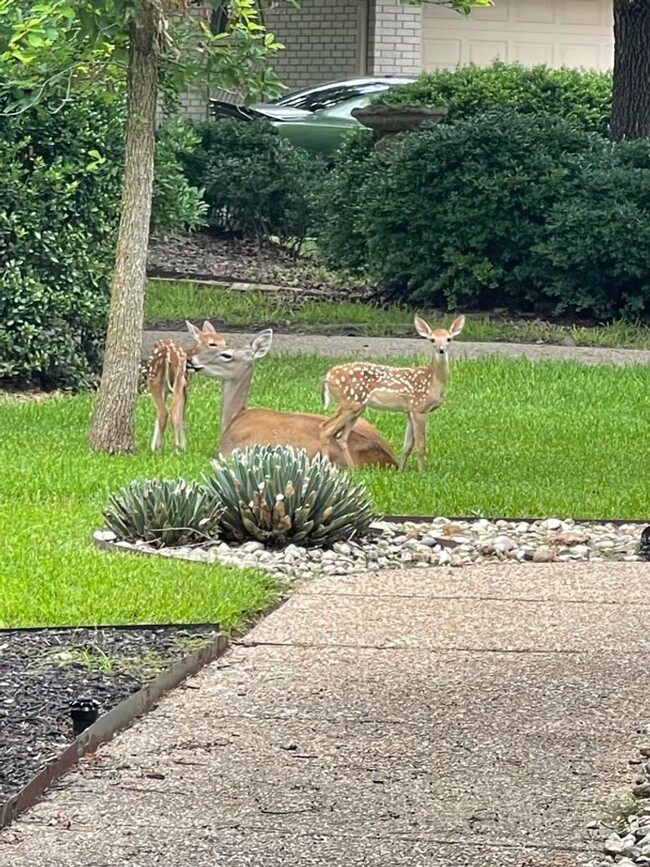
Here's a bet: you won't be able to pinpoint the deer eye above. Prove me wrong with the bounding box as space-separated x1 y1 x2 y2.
208 340 220 347
220 351 234 362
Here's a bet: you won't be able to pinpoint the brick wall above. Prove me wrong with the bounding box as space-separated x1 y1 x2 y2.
263 0 363 90
368 0 422 75
178 0 424 120
179 84 213 123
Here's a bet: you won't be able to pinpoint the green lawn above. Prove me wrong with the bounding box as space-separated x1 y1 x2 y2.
1 353 648 628
145 280 650 350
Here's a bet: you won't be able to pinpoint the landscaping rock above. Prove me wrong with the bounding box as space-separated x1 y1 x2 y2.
586 736 650 867
95 517 646 584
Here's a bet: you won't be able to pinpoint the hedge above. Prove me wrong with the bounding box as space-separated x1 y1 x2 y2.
318 111 650 321
180 118 322 244
0 91 207 390
374 61 612 135
0 92 124 389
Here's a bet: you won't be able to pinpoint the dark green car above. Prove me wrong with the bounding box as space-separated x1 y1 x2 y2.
209 76 415 157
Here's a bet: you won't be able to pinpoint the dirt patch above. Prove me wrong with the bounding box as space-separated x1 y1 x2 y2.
0 625 217 804
147 233 370 299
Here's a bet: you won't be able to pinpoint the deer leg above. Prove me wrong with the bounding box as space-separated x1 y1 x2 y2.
336 413 364 470
412 413 429 472
149 372 169 452
170 374 188 452
320 407 361 469
398 415 415 471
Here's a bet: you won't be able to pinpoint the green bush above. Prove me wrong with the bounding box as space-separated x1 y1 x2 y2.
180 118 322 243
0 88 208 389
151 119 208 233
318 110 650 321
374 61 612 135
204 444 375 549
316 128 375 271
0 92 123 389
104 478 222 548
359 111 610 311
532 143 650 319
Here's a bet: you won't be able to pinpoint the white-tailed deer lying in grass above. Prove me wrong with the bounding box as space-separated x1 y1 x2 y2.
320 314 466 471
147 320 226 452
189 327 398 468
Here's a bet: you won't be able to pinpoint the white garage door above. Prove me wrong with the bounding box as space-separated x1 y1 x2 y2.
422 0 613 72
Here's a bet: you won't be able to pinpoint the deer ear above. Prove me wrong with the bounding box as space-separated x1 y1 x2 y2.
251 328 273 359
186 320 201 341
202 320 226 346
414 316 433 339
449 314 466 337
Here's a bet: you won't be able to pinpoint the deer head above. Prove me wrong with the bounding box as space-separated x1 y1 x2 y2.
188 328 273 376
414 314 465 360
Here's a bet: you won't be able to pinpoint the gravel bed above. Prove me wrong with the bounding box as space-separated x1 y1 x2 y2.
0 625 218 804
96 517 648 582
586 741 650 867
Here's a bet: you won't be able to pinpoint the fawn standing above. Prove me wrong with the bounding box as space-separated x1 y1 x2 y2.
320 314 466 471
147 320 225 452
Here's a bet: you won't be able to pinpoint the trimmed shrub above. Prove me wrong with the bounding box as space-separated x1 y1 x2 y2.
180 118 322 243
0 88 207 389
374 61 612 135
532 145 650 319
318 110 650 321
357 111 609 311
316 128 375 270
151 119 208 233
0 91 123 389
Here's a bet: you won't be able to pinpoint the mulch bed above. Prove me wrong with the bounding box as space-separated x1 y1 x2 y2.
0 625 217 804
147 232 372 299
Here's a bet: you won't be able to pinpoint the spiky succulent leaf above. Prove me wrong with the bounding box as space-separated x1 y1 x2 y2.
103 478 222 548
204 445 375 549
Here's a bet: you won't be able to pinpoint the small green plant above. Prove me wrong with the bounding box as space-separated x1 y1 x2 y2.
603 789 641 833
204 444 376 548
103 478 222 548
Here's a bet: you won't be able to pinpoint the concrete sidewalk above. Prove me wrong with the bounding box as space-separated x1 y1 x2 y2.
142 329 650 367
2 561 649 866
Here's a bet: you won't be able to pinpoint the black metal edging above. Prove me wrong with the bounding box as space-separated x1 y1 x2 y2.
0 630 230 831
0 621 221 635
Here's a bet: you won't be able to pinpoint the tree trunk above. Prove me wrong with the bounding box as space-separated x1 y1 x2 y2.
89 2 160 453
611 0 650 140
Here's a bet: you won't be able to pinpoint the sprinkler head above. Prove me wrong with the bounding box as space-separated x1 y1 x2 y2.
70 697 100 736
639 526 650 561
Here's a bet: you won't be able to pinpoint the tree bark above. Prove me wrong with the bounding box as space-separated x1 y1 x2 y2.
611 0 650 140
89 1 160 453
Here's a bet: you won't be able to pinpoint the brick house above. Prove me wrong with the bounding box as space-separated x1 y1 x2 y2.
182 0 613 119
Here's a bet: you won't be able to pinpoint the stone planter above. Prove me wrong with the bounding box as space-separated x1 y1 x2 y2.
351 104 448 149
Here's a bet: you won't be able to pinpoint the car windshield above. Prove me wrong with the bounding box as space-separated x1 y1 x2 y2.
273 81 398 112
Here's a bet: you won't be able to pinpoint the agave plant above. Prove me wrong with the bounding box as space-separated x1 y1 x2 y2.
103 478 222 548
204 445 375 548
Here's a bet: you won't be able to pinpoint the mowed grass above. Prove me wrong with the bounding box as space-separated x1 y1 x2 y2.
0 390 279 629
145 280 650 349
0 353 648 627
